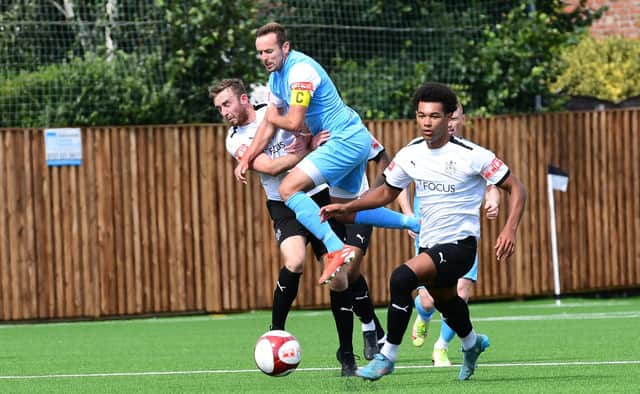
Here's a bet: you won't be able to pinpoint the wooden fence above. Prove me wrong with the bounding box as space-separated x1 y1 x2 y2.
0 109 638 321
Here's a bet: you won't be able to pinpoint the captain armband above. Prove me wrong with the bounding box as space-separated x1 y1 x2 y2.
289 82 313 107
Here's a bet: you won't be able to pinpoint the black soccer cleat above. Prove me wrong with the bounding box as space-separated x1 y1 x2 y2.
336 348 358 377
362 330 378 360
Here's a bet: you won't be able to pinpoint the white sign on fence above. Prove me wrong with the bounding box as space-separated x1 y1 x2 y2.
44 128 82 166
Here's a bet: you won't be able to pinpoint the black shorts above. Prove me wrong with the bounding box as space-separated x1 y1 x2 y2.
418 236 477 288
344 223 372 254
266 188 346 260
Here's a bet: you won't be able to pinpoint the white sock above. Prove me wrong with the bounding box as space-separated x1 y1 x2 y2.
361 320 376 332
461 330 477 351
434 337 448 350
377 334 387 344
380 342 399 362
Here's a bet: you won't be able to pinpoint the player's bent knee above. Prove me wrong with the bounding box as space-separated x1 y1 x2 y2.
390 264 419 294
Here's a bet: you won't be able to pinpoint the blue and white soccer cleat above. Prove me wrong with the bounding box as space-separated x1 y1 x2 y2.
458 334 490 380
355 353 395 381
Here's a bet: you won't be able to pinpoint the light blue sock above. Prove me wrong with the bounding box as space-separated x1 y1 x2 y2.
354 208 420 232
285 191 343 252
414 294 435 321
440 319 456 343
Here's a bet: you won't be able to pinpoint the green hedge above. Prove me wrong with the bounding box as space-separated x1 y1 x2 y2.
0 51 177 128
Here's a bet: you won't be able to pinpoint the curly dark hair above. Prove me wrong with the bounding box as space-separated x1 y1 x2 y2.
412 82 458 114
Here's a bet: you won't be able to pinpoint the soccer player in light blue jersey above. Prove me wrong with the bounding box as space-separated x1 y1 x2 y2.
234 22 418 286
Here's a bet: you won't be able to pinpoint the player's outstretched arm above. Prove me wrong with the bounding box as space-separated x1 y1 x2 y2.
234 110 278 183
320 183 401 222
494 174 527 261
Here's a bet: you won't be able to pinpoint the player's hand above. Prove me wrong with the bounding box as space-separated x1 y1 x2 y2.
319 203 348 222
485 199 499 220
311 130 330 149
407 230 417 239
285 132 311 154
234 160 249 184
494 228 516 261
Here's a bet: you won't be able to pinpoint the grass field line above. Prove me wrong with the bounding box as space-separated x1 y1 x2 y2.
1 309 639 329
2 360 640 380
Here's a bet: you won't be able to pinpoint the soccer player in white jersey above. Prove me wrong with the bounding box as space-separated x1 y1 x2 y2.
320 82 527 381
400 103 500 367
211 78 387 376
233 22 419 286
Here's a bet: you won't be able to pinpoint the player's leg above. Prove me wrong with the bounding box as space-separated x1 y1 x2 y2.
305 190 357 376
266 200 309 331
356 253 434 380
411 286 435 347
426 239 488 380
326 268 357 376
433 256 478 365
343 223 385 360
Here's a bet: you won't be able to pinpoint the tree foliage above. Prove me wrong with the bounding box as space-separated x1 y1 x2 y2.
460 0 606 115
550 35 640 102
159 0 264 123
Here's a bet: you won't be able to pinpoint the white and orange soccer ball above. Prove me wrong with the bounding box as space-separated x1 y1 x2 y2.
254 330 302 376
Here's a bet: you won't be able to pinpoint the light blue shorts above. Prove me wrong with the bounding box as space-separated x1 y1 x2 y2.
297 127 371 196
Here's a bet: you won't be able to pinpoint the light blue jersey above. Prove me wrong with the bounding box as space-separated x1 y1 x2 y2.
269 50 371 194
268 50 366 138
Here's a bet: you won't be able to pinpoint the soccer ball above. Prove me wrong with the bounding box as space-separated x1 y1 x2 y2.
254 330 302 376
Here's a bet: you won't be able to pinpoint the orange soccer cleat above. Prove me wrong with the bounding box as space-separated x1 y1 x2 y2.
319 245 356 284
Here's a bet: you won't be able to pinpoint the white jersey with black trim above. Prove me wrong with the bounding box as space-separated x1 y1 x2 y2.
225 107 293 201
384 136 509 248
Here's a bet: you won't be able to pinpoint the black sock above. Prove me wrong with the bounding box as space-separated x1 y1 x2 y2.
373 314 385 340
349 275 375 325
330 289 354 353
271 267 301 330
386 264 418 345
434 295 472 338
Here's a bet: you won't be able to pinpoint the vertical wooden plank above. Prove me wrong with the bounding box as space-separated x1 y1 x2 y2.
191 126 204 311
80 127 99 317
584 111 597 290
166 127 185 311
145 127 161 312
118 127 135 314
154 127 169 311
217 132 231 310
96 127 116 316
136 127 152 312
610 111 623 286
109 127 125 314
598 111 610 288
524 115 538 295
201 125 221 311
621 110 633 287
68 162 82 317
20 130 37 318
31 129 53 319
0 132 14 319
630 110 640 283
5 132 21 318
181 126 197 310
128 127 143 313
